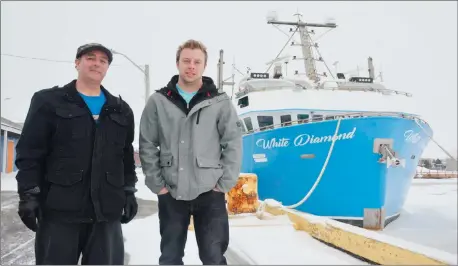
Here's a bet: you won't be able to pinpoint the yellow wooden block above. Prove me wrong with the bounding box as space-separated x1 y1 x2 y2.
284 210 450 265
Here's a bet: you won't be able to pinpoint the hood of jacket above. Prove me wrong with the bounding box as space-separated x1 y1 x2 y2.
161 75 219 95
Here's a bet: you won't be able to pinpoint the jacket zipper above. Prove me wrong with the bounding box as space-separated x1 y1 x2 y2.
196 109 202 125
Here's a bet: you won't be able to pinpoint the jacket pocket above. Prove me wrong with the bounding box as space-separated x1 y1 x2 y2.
45 170 84 211
160 153 178 187
55 108 88 139
108 113 129 155
99 171 126 215
109 113 129 127
195 156 223 186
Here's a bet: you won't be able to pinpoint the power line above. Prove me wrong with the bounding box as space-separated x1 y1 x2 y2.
1 53 74 63
1 53 123 67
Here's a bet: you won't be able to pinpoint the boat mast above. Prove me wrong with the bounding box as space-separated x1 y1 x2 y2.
267 14 337 83
217 49 235 94
367 57 375 79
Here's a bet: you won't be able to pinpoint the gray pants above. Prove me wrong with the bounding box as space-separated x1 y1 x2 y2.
35 219 124 265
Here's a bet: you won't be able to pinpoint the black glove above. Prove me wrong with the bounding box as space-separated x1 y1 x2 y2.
121 193 138 224
18 190 41 232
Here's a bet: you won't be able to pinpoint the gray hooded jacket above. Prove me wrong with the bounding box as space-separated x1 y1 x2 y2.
139 75 243 201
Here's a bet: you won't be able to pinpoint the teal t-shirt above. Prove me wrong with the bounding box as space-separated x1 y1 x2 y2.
176 84 197 105
79 91 106 123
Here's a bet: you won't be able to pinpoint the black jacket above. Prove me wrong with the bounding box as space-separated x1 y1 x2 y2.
15 80 138 223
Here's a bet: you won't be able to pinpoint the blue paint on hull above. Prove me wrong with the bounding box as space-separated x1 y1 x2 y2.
241 116 431 221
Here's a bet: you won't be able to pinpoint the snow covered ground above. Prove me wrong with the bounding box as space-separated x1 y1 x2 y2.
1 170 457 265
381 178 457 255
224 214 369 265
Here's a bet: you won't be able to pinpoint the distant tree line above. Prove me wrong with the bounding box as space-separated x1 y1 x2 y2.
419 158 445 170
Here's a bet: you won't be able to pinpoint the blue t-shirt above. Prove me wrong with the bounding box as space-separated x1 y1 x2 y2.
176 84 197 105
79 91 106 123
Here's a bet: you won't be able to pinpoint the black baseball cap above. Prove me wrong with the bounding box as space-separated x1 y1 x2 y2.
76 43 113 64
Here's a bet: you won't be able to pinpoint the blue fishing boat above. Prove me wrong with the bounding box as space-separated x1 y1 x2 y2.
227 13 432 229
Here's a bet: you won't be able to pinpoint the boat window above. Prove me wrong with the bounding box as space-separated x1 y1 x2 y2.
238 96 249 108
313 114 323 121
280 115 292 127
257 116 274 131
238 119 246 133
297 114 309 124
325 115 335 120
243 117 253 132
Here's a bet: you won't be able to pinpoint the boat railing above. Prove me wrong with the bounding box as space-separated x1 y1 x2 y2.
242 110 427 135
234 81 413 99
317 80 413 97
414 169 458 179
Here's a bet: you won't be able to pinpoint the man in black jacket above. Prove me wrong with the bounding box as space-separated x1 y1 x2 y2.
14 43 138 265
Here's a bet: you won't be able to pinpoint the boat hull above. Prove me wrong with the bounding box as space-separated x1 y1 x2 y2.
240 116 432 227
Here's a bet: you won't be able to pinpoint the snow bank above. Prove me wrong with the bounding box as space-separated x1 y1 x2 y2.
1 172 18 192
134 169 157 201
383 179 457 255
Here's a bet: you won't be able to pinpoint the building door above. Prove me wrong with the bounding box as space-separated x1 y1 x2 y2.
6 140 14 173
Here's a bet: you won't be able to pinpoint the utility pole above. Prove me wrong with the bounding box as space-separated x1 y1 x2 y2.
110 49 150 105
144 64 150 105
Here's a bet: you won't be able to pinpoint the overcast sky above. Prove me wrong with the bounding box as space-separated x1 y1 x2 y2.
1 1 456 158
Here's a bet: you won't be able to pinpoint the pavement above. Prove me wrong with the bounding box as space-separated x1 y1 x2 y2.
0 191 158 265
1 169 243 265
1 191 36 265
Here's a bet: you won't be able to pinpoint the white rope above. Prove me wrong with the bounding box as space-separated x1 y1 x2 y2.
257 117 342 215
414 118 457 162
284 117 342 208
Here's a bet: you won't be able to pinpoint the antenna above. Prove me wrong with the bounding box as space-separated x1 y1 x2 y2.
293 11 302 22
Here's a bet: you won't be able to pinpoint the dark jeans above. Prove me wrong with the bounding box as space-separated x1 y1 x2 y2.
34 219 124 265
158 190 229 265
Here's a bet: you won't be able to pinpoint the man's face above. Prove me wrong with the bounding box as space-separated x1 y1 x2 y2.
176 48 206 84
75 50 110 83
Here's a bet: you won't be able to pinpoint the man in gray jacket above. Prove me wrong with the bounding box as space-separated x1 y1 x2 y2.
139 39 243 265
